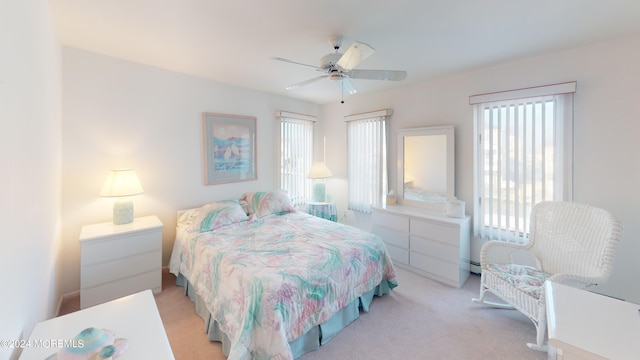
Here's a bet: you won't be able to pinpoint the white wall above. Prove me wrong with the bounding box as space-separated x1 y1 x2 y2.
60 48 318 295
0 1 62 359
322 34 640 303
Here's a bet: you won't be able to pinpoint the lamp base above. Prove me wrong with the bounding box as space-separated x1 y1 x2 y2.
113 198 134 225
312 180 326 202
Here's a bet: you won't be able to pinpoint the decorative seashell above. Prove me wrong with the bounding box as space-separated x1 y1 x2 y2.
111 338 130 359
54 327 114 360
92 344 115 359
46 327 129 360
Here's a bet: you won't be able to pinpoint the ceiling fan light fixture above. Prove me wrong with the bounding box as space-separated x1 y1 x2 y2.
339 77 357 95
344 86 357 95
328 72 343 81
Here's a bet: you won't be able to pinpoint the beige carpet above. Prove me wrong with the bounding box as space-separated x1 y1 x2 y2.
61 268 547 360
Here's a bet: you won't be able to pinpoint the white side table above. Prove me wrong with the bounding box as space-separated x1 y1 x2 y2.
80 215 163 309
545 281 640 360
20 289 174 359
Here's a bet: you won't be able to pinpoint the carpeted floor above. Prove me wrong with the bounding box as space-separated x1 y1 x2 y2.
60 268 548 360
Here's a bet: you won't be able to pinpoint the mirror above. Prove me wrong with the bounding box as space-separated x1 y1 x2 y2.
397 125 454 208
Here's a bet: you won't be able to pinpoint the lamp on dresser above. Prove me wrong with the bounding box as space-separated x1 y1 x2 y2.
307 161 333 202
100 168 144 225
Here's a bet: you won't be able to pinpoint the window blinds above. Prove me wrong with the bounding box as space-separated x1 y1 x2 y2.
471 83 575 243
345 109 390 213
278 111 315 206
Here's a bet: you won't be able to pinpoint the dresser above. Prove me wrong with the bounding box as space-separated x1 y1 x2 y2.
371 205 471 288
79 215 163 309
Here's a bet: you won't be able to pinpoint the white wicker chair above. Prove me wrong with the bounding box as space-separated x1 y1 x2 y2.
472 201 623 351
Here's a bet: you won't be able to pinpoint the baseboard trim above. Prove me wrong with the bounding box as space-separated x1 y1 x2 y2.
55 290 80 317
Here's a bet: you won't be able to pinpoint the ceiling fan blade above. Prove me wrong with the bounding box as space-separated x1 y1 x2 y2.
347 69 407 81
335 76 357 95
336 41 375 70
285 75 328 90
272 57 322 71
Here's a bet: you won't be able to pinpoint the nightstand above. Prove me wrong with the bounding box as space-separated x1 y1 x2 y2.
305 202 338 222
79 215 163 309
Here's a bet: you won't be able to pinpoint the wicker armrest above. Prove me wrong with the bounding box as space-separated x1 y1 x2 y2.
479 240 531 267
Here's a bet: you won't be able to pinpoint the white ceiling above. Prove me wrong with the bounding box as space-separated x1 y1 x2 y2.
52 0 640 104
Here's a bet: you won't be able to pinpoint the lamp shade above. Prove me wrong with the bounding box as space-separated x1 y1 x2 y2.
100 169 144 197
307 162 333 179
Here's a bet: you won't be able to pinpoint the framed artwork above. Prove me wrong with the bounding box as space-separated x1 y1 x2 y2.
202 112 257 185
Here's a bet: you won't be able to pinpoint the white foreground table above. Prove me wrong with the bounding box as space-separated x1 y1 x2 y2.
20 289 174 359
545 281 640 360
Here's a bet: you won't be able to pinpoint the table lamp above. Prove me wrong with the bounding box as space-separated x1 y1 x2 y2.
307 162 333 202
100 169 144 225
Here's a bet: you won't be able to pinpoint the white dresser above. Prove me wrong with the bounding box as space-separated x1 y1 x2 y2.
80 215 163 309
371 205 471 288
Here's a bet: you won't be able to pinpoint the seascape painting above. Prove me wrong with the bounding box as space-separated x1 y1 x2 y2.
203 113 257 185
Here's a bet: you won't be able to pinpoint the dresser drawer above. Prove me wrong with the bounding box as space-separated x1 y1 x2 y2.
410 252 459 282
81 270 161 309
81 230 160 265
385 243 409 265
410 235 458 261
373 225 409 249
372 210 409 232
410 218 458 245
81 250 160 288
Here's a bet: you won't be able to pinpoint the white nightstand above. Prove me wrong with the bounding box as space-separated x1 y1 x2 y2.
79 215 163 309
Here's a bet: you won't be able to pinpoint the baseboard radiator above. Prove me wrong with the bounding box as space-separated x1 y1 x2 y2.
470 260 481 275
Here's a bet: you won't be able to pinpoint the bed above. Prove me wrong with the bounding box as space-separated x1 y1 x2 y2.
169 190 398 360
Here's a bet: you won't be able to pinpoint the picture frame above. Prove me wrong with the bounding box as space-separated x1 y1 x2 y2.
202 112 257 185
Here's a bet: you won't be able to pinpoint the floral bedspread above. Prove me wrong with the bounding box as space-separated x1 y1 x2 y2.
173 211 397 360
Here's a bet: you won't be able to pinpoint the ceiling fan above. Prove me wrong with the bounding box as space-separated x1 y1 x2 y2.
273 36 407 102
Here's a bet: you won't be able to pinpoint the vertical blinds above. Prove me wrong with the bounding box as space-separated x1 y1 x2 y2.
346 110 390 213
279 112 314 206
471 83 575 243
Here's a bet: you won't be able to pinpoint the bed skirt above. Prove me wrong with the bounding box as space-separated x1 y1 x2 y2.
175 273 394 358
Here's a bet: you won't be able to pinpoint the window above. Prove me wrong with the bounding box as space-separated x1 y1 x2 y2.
278 111 315 207
470 82 575 242
345 109 391 214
